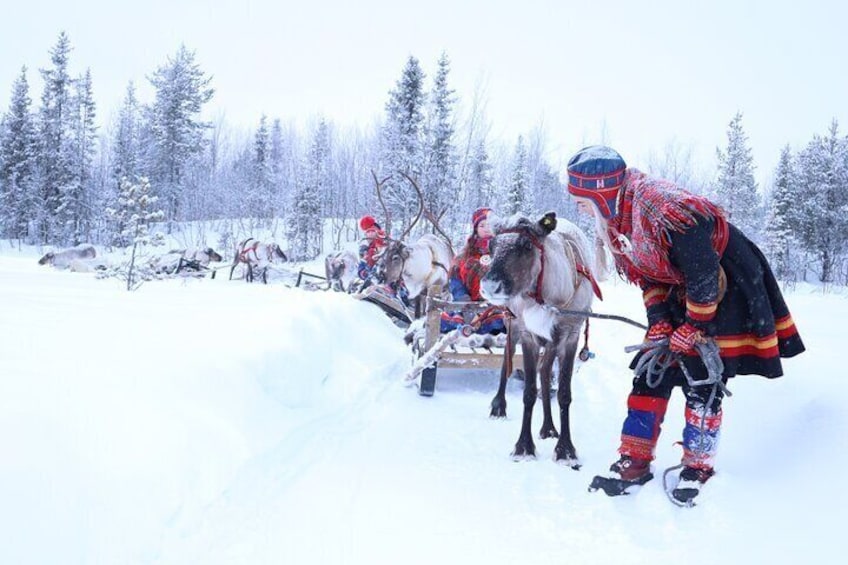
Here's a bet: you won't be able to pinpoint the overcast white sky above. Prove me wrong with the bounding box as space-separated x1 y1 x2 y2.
2 0 846 184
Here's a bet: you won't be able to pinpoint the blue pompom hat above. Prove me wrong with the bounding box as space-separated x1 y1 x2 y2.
566 145 627 219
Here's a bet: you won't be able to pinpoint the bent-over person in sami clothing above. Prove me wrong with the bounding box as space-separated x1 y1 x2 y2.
567 145 804 505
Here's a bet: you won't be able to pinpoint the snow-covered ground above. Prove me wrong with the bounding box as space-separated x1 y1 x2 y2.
0 247 844 565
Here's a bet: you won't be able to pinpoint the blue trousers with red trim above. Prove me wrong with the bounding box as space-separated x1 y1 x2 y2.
619 366 726 469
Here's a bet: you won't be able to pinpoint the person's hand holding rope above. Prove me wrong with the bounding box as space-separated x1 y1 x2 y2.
669 322 705 354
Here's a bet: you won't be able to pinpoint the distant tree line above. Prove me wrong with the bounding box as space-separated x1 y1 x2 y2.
1 33 847 282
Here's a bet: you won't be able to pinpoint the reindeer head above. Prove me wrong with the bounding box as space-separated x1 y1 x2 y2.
325 252 344 280
376 240 408 285
480 212 558 305
38 252 55 265
205 247 224 262
271 244 288 262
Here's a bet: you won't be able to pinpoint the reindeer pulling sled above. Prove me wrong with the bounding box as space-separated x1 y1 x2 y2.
229 238 288 284
319 171 454 329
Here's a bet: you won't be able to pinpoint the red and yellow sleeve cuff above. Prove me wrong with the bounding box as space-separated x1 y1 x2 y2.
686 299 717 323
642 286 670 308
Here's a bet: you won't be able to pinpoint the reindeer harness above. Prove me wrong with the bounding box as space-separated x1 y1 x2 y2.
497 227 603 305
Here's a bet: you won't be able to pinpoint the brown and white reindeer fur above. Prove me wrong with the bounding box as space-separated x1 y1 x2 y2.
480 212 599 468
229 238 288 283
371 171 454 316
38 244 97 268
378 234 453 300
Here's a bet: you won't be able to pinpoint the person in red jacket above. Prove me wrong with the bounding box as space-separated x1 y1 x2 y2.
567 145 804 504
357 215 387 282
441 207 504 334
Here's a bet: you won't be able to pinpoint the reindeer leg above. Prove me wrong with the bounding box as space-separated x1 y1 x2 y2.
538 344 559 440
511 337 538 460
490 320 516 418
553 333 581 469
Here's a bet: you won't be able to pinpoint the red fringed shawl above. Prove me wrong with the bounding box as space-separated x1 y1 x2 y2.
608 169 729 285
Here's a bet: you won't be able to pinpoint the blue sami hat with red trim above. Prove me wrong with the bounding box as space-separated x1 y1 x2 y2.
566 145 627 219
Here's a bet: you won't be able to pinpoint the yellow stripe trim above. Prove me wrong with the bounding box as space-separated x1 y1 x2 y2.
686 301 717 315
715 335 779 350
643 287 666 303
775 317 796 331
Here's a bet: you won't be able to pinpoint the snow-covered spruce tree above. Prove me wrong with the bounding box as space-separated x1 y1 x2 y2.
524 125 568 218
795 120 848 283
466 138 494 212
36 32 76 244
0 67 38 242
251 114 274 223
111 83 142 194
145 45 214 228
287 120 329 260
269 118 287 219
107 82 144 246
506 135 530 215
762 145 801 281
533 161 567 219
57 68 97 245
381 56 426 233
423 52 458 229
102 177 165 290
715 112 761 241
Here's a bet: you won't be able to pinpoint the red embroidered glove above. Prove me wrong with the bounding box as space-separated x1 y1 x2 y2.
669 322 704 354
645 320 673 343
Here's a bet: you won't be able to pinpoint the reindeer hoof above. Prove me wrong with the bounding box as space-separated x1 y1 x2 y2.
490 397 507 418
511 441 536 461
554 444 580 469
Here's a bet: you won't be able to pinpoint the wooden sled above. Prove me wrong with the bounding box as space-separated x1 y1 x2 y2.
411 284 522 397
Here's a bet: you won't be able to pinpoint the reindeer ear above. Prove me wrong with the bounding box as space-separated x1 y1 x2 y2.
401 247 411 260
539 212 557 234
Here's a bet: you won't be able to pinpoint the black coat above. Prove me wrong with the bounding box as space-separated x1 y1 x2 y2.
637 218 805 379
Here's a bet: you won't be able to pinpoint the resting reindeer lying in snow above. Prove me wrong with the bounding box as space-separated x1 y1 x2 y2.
38 244 97 268
153 247 224 274
480 212 604 468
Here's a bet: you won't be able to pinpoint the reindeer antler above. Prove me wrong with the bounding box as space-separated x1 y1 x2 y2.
423 209 455 255
401 171 454 254
371 169 392 238
399 171 427 241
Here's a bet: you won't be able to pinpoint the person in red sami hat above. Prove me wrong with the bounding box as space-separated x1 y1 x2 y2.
567 145 805 505
440 207 505 334
357 215 387 281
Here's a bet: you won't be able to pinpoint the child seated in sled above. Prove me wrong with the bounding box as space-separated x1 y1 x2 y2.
356 214 411 317
356 215 387 285
440 207 505 334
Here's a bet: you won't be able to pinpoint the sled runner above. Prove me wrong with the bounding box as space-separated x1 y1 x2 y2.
355 284 413 328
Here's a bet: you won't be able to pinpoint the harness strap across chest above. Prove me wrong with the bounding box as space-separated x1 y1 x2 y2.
239 240 260 263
